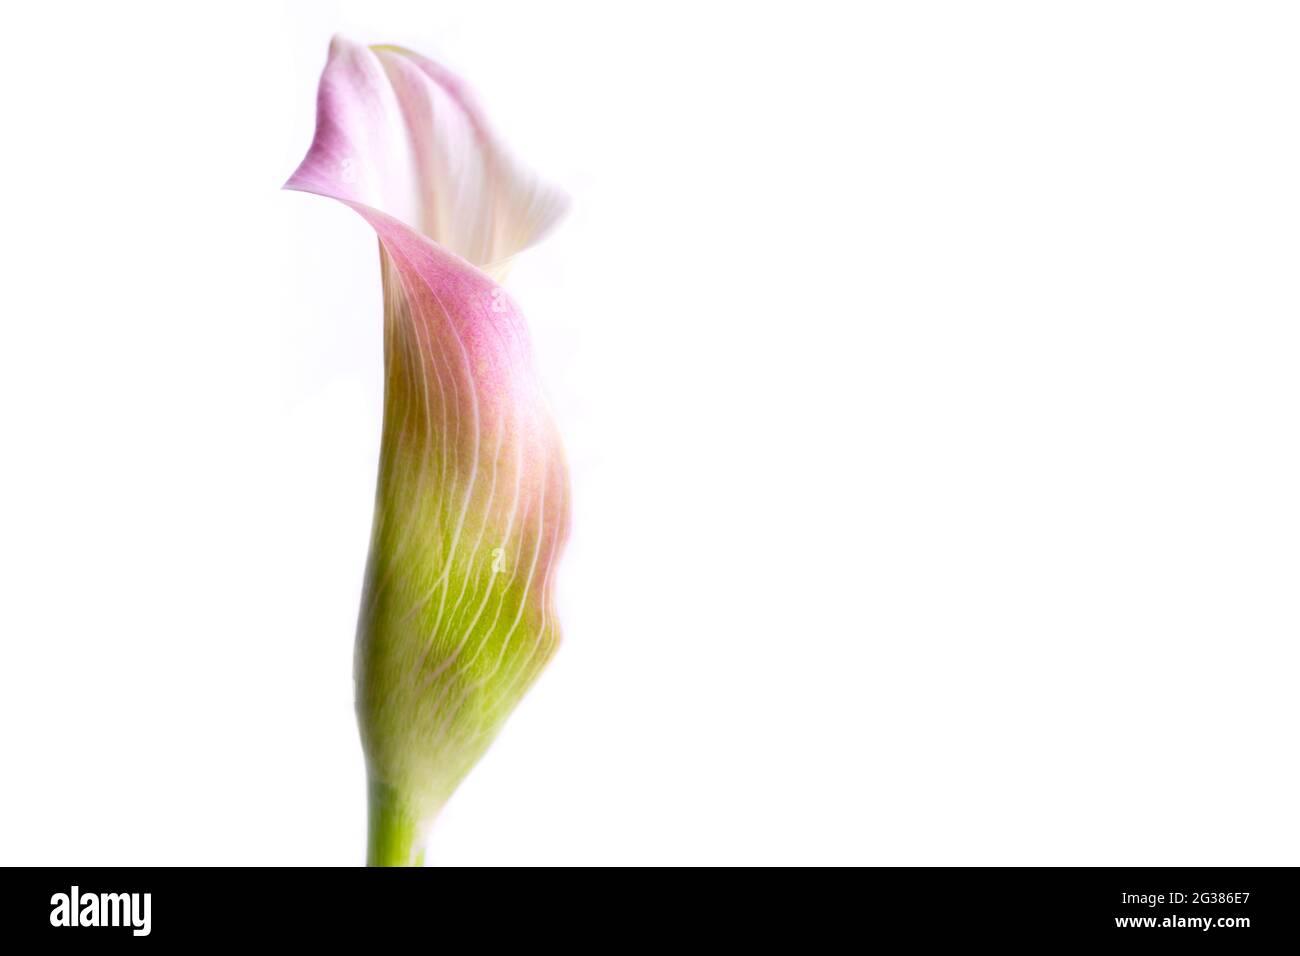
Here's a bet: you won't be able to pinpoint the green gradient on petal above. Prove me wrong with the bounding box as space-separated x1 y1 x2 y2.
353 245 564 843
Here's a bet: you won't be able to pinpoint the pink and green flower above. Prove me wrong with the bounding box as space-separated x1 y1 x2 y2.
286 37 570 866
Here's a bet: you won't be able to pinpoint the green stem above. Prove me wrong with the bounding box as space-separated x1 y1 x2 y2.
367 779 426 866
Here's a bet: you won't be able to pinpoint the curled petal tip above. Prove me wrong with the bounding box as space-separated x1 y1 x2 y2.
286 34 568 271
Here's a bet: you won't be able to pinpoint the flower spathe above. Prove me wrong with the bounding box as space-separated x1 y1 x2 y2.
286 37 570 865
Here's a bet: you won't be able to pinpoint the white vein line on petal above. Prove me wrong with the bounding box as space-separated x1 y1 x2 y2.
389 257 461 687
437 282 513 638
360 255 419 623
374 232 481 638
416 373 527 696
417 265 480 646
416 459 534 711
419 443 540 744
392 260 455 620
491 427 566 711
434 279 532 653
426 420 549 751
364 246 458 628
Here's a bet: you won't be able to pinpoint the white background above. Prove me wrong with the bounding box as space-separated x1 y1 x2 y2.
1 1 1298 865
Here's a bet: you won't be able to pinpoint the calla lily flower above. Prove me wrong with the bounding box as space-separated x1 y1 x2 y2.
285 36 570 866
